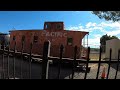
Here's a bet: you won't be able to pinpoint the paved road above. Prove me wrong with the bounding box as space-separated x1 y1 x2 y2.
0 55 120 79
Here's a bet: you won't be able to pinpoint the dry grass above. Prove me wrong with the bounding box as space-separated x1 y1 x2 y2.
89 53 105 61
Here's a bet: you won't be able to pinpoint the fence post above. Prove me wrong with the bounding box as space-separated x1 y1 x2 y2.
106 48 112 79
29 42 33 79
96 46 102 79
84 47 90 79
20 41 24 79
115 49 120 79
71 46 77 79
41 41 50 79
7 42 10 79
2 40 5 79
0 43 1 49
57 44 64 79
13 41 16 79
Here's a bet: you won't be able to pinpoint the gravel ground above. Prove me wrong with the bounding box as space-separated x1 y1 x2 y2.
0 55 120 79
64 63 120 79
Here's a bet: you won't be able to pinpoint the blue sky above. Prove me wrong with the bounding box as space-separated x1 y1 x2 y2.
0 11 120 48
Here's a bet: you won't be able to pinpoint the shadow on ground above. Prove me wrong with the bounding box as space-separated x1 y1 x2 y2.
0 55 89 79
110 63 120 71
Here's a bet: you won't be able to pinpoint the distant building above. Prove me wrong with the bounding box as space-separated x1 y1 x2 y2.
0 33 10 49
9 22 89 59
105 39 120 60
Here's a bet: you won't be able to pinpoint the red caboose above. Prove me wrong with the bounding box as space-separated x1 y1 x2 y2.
9 21 89 59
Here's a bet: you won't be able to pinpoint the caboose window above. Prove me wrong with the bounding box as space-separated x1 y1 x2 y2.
45 23 51 29
56 24 62 30
67 37 73 45
13 36 16 40
34 36 38 43
22 35 25 42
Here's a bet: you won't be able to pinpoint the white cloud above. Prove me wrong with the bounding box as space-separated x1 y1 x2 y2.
67 21 120 35
88 38 100 48
94 34 102 38
98 21 120 28
86 34 101 48
66 21 120 48
68 26 80 30
86 22 97 28
106 29 120 36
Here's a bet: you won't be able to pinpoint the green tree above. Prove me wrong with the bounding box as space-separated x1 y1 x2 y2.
92 11 120 22
100 34 118 52
111 36 118 39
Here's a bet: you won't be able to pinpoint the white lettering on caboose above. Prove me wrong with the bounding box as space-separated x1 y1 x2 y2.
41 31 67 37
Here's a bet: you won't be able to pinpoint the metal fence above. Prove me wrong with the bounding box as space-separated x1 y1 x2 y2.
0 40 120 79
